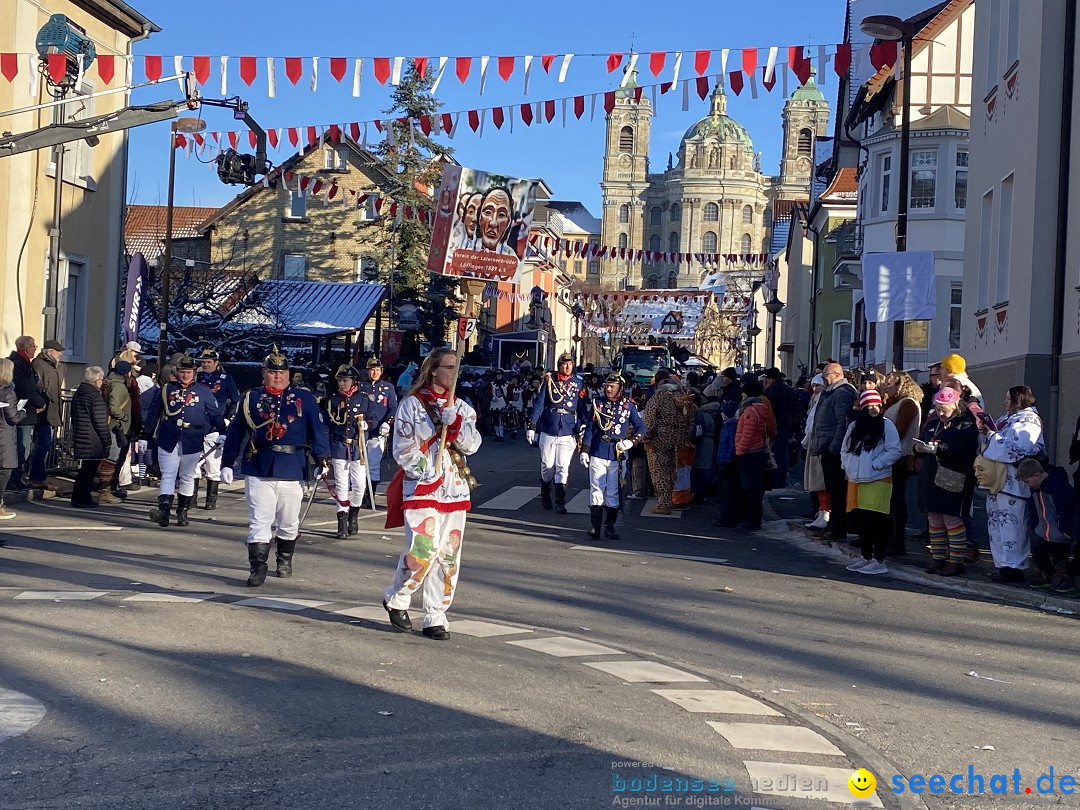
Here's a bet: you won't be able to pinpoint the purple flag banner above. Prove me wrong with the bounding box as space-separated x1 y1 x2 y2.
123 251 150 346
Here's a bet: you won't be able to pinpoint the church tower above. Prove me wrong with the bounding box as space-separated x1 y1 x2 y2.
776 70 831 200
599 69 652 289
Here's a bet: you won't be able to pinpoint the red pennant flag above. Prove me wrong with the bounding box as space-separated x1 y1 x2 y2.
95 54 114 85
762 67 776 92
870 40 898 72
227 131 238 148
330 57 347 82
373 120 383 132
1 53 19 82
649 51 666 77
498 56 514 81
327 124 340 143
492 107 504 129
438 113 451 133
268 128 279 148
374 197 384 214
350 122 361 141
419 115 432 136
742 48 757 76
634 86 643 102
328 184 339 200
173 133 186 149
285 57 303 85
311 180 324 197
834 43 852 77
191 56 211 85
468 109 480 131
729 71 744 96
660 81 672 94
789 45 812 84
520 103 533 125
455 56 472 83
46 54 67 85
573 95 585 119
284 171 294 182
607 53 623 73
389 202 399 217
248 130 257 148
143 55 162 81
604 91 616 113
193 133 204 147
299 176 310 193
694 50 710 76
368 57 388 85
541 54 556 73
306 126 317 146
239 56 257 86
696 76 710 99
544 99 555 122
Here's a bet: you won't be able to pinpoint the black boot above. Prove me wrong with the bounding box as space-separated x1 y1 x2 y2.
191 480 201 509
246 542 271 587
335 511 349 539
276 537 297 578
204 480 219 510
348 506 360 536
175 494 191 527
604 506 620 541
150 494 173 528
552 483 568 515
587 505 603 539
540 480 553 510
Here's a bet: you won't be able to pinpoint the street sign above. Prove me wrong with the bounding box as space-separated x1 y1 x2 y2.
457 317 477 341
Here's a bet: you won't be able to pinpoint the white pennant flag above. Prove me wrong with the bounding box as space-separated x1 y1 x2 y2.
620 52 639 87
589 94 596 121
310 57 319 92
219 56 228 96
558 54 573 83
387 120 396 147
478 108 485 137
124 55 133 89
650 85 657 107
479 55 490 95
173 56 183 91
523 54 533 93
765 46 778 83
681 78 690 111
449 112 460 139
818 45 828 84
782 67 789 96
430 56 448 93
391 56 404 85
361 122 368 148
352 58 363 97
267 58 277 98
561 97 567 127
720 48 729 76
671 51 683 85
749 71 758 98
318 126 325 148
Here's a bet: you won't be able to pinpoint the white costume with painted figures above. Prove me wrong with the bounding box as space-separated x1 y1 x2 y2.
384 390 481 629
982 407 1044 570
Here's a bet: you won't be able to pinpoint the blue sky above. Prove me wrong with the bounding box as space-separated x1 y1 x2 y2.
126 0 846 215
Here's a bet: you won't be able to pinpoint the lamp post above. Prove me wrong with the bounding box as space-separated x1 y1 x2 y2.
861 14 914 372
157 117 206 370
571 303 584 364
748 322 762 371
764 294 785 369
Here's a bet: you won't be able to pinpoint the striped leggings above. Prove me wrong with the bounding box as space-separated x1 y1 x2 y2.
928 512 966 563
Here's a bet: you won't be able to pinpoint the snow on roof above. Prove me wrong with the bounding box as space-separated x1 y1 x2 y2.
229 281 387 337
544 201 602 235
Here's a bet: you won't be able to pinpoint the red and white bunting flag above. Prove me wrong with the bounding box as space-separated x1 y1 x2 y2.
227 131 238 149
520 102 533 126
1 53 19 82
268 128 279 149
306 126 317 146
239 56 257 86
764 46 779 84
522 54 533 93
328 184 339 200
649 51 665 77
391 56 404 85
287 127 299 147
558 54 573 82
373 57 390 85
606 53 623 73
455 56 471 83
479 55 490 95
834 43 852 77
603 91 615 114
352 58 363 97
217 56 226 95
497 55 514 81
729 72 743 96
492 107 505 129
95 54 114 84
310 56 319 92
247 130 257 148
540 54 556 73
414 56 428 77
544 99 555 123
330 57 347 82
869 40 897 72
284 57 302 85
430 56 448 93
311 179 324 197
696 76 710 99
694 50 710 76
742 48 757 76
573 95 585 119
144 54 162 82
192 55 210 85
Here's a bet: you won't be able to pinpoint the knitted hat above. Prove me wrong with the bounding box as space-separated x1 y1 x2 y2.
941 353 966 374
721 367 739 381
113 360 132 376
811 373 825 386
858 389 882 409
933 386 960 405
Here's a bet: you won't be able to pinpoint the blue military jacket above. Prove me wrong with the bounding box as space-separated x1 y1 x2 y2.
324 387 373 461
223 385 330 480
528 373 587 437
358 379 398 439
581 396 645 460
196 369 242 420
146 382 227 455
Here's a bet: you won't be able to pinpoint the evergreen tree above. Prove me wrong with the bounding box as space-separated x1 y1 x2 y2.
373 63 458 358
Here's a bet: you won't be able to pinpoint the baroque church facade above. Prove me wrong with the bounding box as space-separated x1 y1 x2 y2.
599 76 830 290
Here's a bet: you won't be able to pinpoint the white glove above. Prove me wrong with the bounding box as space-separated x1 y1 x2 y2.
220 467 234 485
215 434 226 445
526 429 536 445
580 453 590 468
379 422 391 436
617 439 634 453
439 405 458 425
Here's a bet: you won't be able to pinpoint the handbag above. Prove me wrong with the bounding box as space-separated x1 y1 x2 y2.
763 440 778 471
934 464 966 493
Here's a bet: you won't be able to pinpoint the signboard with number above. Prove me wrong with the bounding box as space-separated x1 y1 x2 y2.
457 317 477 341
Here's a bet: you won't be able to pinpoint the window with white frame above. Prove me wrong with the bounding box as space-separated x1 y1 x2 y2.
283 253 306 281
573 260 583 275
954 151 969 209
949 286 963 350
324 146 347 170
833 320 852 367
742 205 753 224
910 150 937 209
618 233 629 249
703 202 719 221
356 196 377 221
59 254 89 359
356 256 378 282
740 233 752 253
288 191 307 219
702 231 718 253
588 260 599 275
878 153 892 215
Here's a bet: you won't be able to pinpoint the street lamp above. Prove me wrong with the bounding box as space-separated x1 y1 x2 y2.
861 13 915 372
764 295 784 369
158 116 206 370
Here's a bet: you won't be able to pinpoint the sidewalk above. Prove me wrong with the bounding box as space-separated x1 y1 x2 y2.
765 486 1078 617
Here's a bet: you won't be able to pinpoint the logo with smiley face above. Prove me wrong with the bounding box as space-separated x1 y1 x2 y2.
848 768 877 799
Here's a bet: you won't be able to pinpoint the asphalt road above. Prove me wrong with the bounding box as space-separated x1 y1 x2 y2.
1 439 1077 810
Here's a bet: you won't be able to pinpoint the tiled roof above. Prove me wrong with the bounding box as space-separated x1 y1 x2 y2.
125 204 217 261
821 167 858 199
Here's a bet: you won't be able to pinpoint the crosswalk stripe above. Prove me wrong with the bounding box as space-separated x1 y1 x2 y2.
233 597 331 611
124 593 216 603
708 722 844 755
507 636 624 657
640 498 681 518
476 486 540 510
584 660 707 683
743 762 882 806
14 591 109 600
565 490 592 514
651 689 783 716
450 620 533 637
569 546 728 565
333 605 388 621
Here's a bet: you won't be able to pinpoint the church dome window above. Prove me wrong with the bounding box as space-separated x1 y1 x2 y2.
740 233 752 253
702 231 718 253
619 126 635 153
703 202 719 222
742 205 754 224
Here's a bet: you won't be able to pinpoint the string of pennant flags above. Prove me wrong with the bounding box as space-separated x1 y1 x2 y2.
1 42 899 98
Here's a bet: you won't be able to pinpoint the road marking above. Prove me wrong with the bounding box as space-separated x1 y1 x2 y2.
569 546 728 565
233 597 331 611
124 593 216 603
450 620 533 638
14 591 109 600
642 528 728 542
565 490 591 514
507 636 624 657
333 605 388 621
0 688 46 744
743 762 882 806
476 486 539 510
584 661 707 683
651 689 783 716
2 526 122 531
708 722 844 755
640 498 681 518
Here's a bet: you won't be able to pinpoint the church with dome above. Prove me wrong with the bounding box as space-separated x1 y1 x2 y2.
598 74 830 290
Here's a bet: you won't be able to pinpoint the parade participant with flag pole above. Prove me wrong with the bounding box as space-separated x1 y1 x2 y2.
358 357 397 508
527 351 587 514
324 364 373 539
195 347 241 510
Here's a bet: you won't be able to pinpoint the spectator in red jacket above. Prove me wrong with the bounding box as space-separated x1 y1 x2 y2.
734 378 776 530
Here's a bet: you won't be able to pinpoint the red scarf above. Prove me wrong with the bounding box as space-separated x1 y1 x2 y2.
557 373 570 382
263 385 286 396
18 350 33 364
416 387 450 408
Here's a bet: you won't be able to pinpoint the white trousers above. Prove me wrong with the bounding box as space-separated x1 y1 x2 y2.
245 476 303 545
384 507 467 629
986 492 1031 569
539 434 576 484
157 446 201 497
199 432 223 481
589 457 623 507
366 436 385 484
331 458 367 511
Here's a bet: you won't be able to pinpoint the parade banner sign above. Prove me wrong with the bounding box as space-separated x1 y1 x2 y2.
427 165 540 284
381 329 404 366
122 251 150 347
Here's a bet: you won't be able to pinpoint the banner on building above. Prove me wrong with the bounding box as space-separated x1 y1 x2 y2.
862 251 937 322
427 165 540 284
123 252 150 347
381 329 404 367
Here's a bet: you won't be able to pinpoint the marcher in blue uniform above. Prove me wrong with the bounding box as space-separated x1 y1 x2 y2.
324 364 373 539
358 357 398 508
145 355 226 528
579 373 645 540
222 346 330 586
195 347 242 510
526 351 587 513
